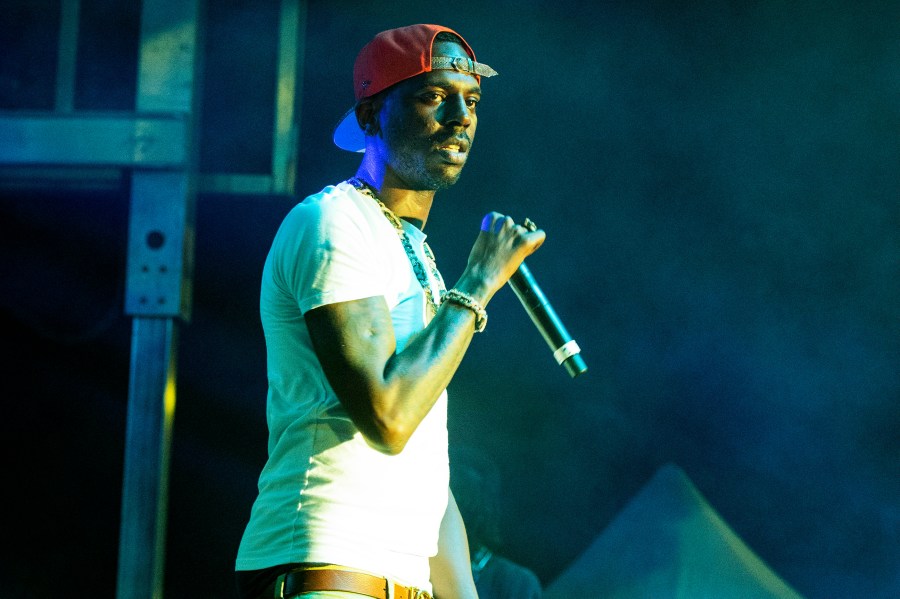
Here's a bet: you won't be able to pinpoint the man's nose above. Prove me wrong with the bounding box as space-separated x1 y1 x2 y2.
440 94 472 128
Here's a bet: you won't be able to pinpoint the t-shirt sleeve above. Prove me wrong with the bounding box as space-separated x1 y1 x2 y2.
268 196 388 314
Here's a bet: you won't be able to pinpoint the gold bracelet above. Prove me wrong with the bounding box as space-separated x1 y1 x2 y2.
441 289 488 333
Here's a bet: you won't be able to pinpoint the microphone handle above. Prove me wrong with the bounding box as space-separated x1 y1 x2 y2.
508 262 587 378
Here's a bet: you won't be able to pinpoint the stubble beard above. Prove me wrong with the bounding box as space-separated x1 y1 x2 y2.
385 124 468 191
389 144 465 191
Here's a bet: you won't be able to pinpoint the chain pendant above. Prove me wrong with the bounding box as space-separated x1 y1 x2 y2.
347 178 446 315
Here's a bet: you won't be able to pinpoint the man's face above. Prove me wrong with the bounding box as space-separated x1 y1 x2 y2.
373 40 481 191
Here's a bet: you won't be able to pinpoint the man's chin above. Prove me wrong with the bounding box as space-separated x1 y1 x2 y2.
428 164 465 190
408 173 462 192
432 174 462 190
397 159 466 191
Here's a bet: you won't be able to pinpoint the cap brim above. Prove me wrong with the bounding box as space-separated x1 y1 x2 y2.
332 106 366 153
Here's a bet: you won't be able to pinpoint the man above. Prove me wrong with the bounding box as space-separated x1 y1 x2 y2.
235 24 544 599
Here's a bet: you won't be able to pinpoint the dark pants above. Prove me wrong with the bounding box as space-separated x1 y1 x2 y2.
235 563 299 599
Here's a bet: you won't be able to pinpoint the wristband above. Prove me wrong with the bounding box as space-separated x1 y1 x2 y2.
441 289 488 333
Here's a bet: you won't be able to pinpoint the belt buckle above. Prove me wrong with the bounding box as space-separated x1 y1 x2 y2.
386 578 430 599
273 573 286 599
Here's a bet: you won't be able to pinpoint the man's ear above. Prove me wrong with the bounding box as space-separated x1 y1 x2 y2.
355 101 380 136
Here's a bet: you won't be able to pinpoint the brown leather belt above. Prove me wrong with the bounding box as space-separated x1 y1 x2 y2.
265 567 432 599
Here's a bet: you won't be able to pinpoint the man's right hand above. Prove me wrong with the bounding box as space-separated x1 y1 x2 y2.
456 211 546 306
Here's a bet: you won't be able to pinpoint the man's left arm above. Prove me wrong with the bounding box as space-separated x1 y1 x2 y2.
430 489 479 599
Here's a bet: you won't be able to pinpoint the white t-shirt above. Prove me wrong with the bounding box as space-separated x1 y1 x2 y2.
236 182 449 591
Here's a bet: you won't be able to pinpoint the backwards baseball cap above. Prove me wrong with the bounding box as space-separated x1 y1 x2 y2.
333 24 498 153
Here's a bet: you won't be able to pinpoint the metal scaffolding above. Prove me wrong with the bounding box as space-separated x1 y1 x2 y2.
0 1 306 596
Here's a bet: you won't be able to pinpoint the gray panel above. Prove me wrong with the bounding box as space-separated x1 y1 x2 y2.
125 170 194 319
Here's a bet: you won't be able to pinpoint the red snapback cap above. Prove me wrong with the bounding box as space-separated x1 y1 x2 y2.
333 24 497 152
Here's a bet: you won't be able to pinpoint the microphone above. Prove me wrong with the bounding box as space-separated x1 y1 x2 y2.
508 262 587 378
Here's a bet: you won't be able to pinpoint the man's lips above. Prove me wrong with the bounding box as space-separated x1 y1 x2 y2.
433 135 470 154
436 141 468 153
434 137 470 164
436 147 467 165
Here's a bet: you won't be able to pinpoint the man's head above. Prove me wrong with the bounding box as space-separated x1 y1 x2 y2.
334 24 497 190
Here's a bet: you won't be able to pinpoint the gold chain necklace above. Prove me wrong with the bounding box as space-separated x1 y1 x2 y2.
347 178 446 315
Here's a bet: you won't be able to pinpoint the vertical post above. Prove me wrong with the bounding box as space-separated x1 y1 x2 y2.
117 318 178 598
116 0 201 597
271 0 305 194
55 0 80 113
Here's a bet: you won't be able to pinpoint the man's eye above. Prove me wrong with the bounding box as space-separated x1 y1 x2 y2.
421 92 443 103
466 98 480 109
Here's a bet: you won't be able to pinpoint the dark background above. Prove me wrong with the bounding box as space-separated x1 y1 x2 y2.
1 0 898 597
